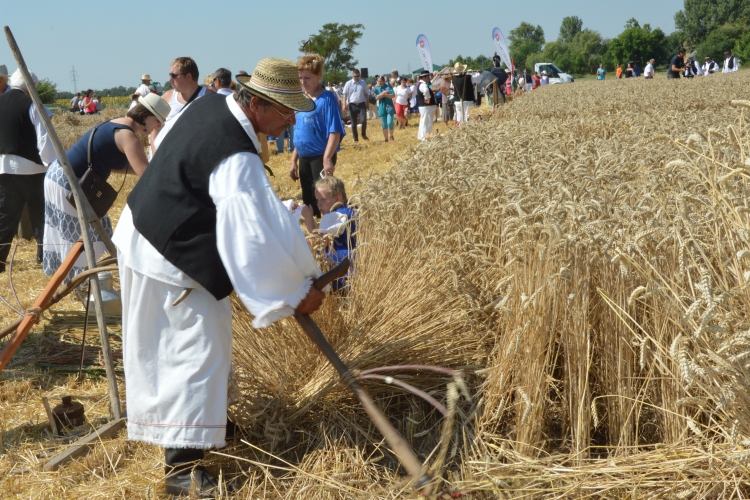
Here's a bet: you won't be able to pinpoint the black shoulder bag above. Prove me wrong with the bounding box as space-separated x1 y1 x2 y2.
66 124 120 219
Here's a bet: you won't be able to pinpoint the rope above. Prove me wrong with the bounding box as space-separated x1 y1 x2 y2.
24 307 42 322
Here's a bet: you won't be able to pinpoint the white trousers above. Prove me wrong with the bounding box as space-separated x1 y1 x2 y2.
120 260 232 449
455 101 474 123
418 105 436 140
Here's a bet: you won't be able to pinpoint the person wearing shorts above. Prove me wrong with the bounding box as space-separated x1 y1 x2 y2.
393 78 411 129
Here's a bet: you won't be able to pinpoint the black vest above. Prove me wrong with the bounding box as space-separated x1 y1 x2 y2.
128 93 258 300
0 89 43 165
452 74 476 102
416 81 435 107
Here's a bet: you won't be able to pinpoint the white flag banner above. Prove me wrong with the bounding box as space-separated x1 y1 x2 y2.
416 34 433 72
492 28 512 69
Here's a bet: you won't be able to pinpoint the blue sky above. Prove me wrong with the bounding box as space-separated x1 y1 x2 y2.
0 0 683 92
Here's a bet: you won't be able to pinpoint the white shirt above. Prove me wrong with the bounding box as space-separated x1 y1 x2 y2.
0 88 57 175
216 87 233 96
703 60 719 74
408 84 417 107
135 83 151 97
113 93 320 328
394 85 411 106
154 87 209 151
418 81 433 105
723 56 739 73
644 63 654 78
342 79 368 104
540 75 549 85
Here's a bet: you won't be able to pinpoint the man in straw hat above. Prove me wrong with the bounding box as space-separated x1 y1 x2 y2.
451 62 482 125
416 70 436 140
0 65 9 94
0 69 57 270
113 58 325 497
135 73 152 97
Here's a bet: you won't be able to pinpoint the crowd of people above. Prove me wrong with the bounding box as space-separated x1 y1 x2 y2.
594 49 740 80
0 54 359 497
0 42 746 495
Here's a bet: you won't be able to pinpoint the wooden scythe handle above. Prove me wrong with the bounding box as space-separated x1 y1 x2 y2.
0 241 85 372
294 259 432 492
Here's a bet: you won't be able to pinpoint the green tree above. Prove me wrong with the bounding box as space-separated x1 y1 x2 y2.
559 16 583 44
734 29 750 62
300 23 365 83
696 23 747 61
675 0 750 45
605 19 670 67
36 78 57 104
509 22 545 70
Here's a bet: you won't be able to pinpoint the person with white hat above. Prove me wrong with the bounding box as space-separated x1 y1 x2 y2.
416 70 436 140
113 58 325 497
451 62 483 124
0 69 57 270
42 93 169 280
0 65 9 94
135 73 152 97
540 70 549 85
703 55 719 75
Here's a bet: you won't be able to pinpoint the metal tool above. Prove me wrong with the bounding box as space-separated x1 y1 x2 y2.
295 258 432 493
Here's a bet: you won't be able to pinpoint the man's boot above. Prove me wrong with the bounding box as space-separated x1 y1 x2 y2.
165 448 218 498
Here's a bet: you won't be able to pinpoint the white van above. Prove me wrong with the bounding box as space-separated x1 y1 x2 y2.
534 63 574 84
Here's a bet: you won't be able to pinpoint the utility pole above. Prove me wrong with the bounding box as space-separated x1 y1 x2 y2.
70 65 78 94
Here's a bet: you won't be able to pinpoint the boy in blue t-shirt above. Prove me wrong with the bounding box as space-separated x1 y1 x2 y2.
597 64 606 80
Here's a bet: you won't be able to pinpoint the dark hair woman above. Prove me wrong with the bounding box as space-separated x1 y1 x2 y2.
43 93 170 281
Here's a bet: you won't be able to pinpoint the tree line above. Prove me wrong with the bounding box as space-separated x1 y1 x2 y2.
505 0 750 75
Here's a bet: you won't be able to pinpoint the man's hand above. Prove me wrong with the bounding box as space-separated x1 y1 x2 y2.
289 161 298 181
296 284 325 315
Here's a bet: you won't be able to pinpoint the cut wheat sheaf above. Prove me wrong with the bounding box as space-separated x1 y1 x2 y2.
4 73 750 498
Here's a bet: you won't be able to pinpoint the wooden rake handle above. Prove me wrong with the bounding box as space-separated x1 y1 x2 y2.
294 259 432 492
0 241 85 372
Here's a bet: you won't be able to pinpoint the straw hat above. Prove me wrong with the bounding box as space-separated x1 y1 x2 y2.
138 93 170 124
453 62 467 73
0 65 7 78
236 58 315 112
141 73 151 81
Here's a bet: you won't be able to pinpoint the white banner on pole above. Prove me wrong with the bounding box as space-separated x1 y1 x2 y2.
416 34 433 72
492 28 512 69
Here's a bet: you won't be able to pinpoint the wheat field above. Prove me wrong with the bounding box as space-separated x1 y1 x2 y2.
3 74 750 498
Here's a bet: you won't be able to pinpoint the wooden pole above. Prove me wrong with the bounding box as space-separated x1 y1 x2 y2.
4 26 121 419
294 260 432 493
0 242 84 371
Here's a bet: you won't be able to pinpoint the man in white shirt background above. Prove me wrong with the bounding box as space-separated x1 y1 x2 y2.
416 70 436 141
723 50 740 73
0 65 8 94
644 59 655 79
135 74 152 97
212 67 234 96
703 55 719 75
342 69 369 142
0 69 57 269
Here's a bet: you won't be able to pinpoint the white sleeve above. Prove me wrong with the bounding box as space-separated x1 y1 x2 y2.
211 152 322 328
28 103 57 166
471 73 483 84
